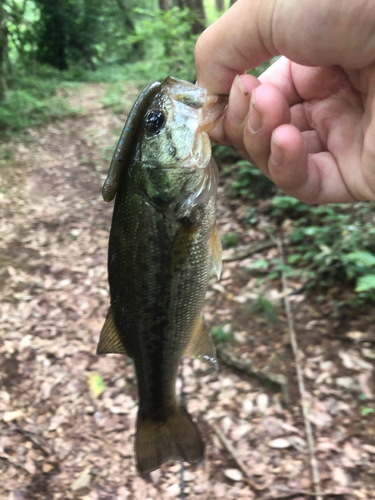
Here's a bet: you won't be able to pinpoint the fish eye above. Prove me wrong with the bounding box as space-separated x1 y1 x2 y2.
144 110 166 135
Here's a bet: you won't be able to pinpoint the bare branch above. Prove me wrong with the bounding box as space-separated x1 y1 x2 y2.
277 235 323 500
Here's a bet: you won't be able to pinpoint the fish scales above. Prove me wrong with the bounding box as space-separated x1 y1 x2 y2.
110 180 215 411
97 77 226 474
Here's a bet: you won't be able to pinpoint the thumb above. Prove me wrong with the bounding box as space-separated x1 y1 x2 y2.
195 0 375 95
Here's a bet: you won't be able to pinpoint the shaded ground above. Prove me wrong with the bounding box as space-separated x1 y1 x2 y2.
0 83 374 500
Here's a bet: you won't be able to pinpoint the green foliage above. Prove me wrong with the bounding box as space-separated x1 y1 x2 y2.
211 325 233 344
205 0 230 24
270 195 307 215
221 232 240 249
125 7 198 82
5 0 40 64
213 145 239 162
243 207 260 227
355 275 375 293
271 196 375 302
87 371 105 399
232 160 276 199
246 258 269 270
249 293 278 324
361 406 375 416
0 67 77 133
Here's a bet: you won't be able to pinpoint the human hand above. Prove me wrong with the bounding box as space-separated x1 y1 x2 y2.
195 0 375 203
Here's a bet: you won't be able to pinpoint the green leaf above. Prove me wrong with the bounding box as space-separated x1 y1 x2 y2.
211 326 233 344
346 251 375 267
288 254 302 264
361 407 375 416
87 372 105 399
355 275 375 293
246 258 269 270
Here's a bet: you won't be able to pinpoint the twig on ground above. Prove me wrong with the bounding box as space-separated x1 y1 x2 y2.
267 490 344 500
222 240 276 262
216 345 290 405
210 424 271 491
10 423 51 456
0 454 31 474
277 235 323 500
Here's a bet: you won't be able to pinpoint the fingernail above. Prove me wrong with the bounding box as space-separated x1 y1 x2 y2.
270 135 284 165
227 74 250 125
248 91 262 134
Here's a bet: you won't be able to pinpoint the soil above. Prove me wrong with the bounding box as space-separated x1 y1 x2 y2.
0 82 374 500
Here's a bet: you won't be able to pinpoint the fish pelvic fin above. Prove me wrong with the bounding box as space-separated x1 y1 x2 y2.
96 305 128 356
184 316 218 369
136 406 204 474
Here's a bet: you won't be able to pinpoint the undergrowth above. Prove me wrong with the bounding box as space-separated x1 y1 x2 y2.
219 145 375 308
0 66 80 135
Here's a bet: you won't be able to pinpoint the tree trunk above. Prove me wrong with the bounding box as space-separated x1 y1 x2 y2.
186 0 206 34
36 0 68 70
159 0 170 10
0 0 8 100
115 0 135 33
230 0 237 5
215 0 224 11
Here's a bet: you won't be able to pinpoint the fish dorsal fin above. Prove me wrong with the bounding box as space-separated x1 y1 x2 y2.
102 81 162 202
210 226 222 280
97 306 128 356
185 316 218 369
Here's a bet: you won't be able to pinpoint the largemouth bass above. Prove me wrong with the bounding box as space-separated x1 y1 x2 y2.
97 77 225 474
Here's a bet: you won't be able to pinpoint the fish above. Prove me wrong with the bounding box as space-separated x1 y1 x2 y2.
97 77 226 474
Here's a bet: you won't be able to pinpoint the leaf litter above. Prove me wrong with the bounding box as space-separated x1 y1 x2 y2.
0 82 374 499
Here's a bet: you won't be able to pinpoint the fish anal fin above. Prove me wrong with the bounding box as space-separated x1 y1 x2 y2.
97 305 128 356
136 406 204 474
185 316 218 368
210 225 222 280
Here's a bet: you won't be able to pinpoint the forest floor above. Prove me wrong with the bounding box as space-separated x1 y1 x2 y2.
0 82 374 500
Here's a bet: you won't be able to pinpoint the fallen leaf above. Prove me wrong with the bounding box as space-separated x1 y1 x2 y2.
332 467 348 486
71 470 91 493
87 372 104 399
269 438 291 449
42 463 54 473
224 469 243 482
363 444 375 455
256 393 269 413
362 347 375 360
3 410 24 422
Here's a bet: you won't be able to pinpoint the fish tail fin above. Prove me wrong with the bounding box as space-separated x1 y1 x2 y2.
136 406 205 474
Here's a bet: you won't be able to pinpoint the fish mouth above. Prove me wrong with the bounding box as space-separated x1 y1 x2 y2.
163 77 207 109
170 87 207 109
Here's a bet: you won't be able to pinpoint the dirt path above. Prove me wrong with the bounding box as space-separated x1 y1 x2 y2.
0 83 374 500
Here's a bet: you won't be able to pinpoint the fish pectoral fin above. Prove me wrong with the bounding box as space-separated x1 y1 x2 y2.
184 316 218 369
170 218 199 274
136 406 204 474
96 306 128 356
180 157 219 214
210 226 222 280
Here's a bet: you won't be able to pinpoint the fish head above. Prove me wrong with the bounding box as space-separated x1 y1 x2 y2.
141 78 212 170
138 77 227 216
